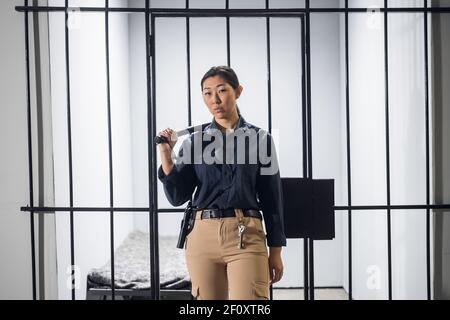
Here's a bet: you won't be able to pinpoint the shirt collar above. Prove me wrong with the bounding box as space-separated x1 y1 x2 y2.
208 114 248 132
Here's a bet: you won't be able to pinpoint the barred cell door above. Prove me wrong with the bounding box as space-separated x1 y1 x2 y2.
150 8 315 300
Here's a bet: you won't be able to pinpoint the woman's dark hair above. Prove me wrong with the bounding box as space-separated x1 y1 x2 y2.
200 66 241 115
200 65 240 90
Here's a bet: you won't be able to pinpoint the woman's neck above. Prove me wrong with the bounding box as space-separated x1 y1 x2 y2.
215 110 240 133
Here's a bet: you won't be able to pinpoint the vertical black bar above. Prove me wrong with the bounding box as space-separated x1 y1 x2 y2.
226 0 230 67
266 0 272 134
151 12 160 302
303 242 309 300
264 0 274 300
24 0 37 301
185 1 195 300
423 0 431 300
186 0 192 126
32 0 45 300
305 0 315 301
300 14 309 302
300 17 307 193
145 0 155 300
303 241 309 300
104 0 115 300
148 2 161 300
344 0 353 300
64 0 76 301
384 0 393 300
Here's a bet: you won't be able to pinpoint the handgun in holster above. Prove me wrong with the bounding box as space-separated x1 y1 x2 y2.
176 200 195 249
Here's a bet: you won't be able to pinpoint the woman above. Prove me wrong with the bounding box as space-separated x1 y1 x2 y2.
157 66 286 300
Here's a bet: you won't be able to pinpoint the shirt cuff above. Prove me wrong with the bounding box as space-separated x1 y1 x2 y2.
158 165 177 183
267 236 287 247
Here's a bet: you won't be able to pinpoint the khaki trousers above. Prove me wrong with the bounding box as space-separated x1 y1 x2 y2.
185 209 269 300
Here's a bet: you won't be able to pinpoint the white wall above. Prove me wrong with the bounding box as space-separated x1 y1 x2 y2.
48 0 134 299
128 3 150 233
0 0 34 300
341 0 431 299
309 11 345 288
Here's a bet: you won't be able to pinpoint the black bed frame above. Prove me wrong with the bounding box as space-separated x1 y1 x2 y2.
86 288 193 300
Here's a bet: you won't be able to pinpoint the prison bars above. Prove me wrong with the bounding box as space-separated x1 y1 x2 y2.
19 0 450 301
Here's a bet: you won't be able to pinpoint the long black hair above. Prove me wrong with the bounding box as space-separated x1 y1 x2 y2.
201 66 241 115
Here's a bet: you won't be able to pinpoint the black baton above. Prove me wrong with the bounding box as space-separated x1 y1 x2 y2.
154 123 210 145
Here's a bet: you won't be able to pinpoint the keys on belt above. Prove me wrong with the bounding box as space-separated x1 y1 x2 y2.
237 223 246 249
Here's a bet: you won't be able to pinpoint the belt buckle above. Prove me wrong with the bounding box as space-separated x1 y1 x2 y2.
203 209 215 219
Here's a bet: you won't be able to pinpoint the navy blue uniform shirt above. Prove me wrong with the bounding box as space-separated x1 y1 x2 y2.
158 116 287 247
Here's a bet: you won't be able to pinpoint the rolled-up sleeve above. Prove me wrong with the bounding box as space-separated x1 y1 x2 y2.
158 137 196 207
256 132 287 247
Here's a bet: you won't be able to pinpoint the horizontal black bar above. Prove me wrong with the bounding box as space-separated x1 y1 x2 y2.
20 206 185 213
335 204 450 211
15 6 450 14
89 286 343 295
15 6 146 12
276 286 344 290
153 13 305 18
304 7 450 13
87 288 190 296
21 204 450 213
151 6 448 14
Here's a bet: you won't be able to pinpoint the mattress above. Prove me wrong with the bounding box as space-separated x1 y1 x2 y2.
87 231 191 290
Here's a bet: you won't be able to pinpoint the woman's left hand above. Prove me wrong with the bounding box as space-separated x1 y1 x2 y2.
268 247 284 284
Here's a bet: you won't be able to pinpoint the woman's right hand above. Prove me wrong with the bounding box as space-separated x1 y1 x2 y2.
158 128 178 153
158 128 177 176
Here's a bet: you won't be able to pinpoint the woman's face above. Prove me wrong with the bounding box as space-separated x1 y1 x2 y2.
202 75 243 120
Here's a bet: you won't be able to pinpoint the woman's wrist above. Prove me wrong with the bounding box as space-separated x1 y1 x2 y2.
159 147 174 175
269 247 282 256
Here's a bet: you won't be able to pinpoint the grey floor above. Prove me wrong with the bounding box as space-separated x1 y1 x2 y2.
273 288 349 300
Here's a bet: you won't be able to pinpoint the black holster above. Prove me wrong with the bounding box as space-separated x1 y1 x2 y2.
176 201 195 249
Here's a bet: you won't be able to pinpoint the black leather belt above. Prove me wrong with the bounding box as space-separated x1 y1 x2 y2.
200 208 262 220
